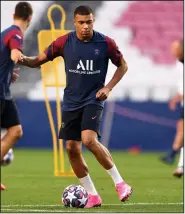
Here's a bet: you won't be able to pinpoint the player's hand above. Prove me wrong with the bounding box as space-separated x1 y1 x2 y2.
18 54 24 62
14 54 23 64
96 87 111 101
11 49 24 64
169 100 177 111
11 68 20 83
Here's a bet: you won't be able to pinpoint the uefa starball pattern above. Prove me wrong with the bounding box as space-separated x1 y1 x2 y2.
62 184 88 208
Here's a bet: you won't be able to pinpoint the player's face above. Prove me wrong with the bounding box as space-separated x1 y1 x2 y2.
74 14 94 39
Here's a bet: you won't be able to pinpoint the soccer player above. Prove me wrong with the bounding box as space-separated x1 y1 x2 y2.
19 5 132 207
161 40 184 165
0 2 33 190
171 40 184 178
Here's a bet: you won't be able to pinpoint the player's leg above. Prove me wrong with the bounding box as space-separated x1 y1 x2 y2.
66 140 99 195
161 108 184 164
1 125 22 160
173 147 184 178
0 128 6 190
66 140 87 177
1 99 23 161
172 118 183 147
81 104 132 204
178 147 184 169
59 108 100 206
172 107 184 151
1 99 22 190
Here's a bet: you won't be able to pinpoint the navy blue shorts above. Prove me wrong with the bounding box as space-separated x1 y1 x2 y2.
59 104 103 141
0 99 21 128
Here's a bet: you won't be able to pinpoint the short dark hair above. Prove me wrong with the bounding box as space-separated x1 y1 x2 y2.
14 2 33 21
74 5 93 17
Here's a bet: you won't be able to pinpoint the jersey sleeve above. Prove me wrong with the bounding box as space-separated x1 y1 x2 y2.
105 36 123 67
6 30 23 51
44 34 69 61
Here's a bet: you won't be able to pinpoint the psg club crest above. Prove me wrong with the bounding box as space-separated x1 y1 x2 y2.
94 49 100 55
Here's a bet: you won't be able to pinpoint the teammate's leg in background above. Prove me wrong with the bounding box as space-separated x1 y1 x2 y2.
1 100 23 190
1 125 22 190
173 147 184 178
172 119 184 150
161 119 183 164
1 129 7 190
1 100 23 161
1 125 22 161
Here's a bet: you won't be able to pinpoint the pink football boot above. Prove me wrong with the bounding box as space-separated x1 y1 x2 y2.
85 194 102 208
116 181 133 201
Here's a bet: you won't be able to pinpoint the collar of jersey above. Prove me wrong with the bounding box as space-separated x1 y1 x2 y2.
75 30 95 43
11 25 21 31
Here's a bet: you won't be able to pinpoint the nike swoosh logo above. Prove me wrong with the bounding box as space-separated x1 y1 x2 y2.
92 116 97 120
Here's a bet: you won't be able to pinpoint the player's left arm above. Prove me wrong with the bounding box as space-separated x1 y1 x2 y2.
7 31 23 64
96 37 128 101
104 57 128 90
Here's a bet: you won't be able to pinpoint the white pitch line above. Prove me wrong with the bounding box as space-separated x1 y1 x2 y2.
0 209 100 213
1 202 183 208
1 208 61 213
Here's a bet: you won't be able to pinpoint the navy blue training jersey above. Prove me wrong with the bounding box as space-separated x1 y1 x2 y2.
0 25 23 100
45 31 123 111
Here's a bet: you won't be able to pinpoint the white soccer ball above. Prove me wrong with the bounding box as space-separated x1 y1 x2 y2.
1 149 14 166
62 184 88 208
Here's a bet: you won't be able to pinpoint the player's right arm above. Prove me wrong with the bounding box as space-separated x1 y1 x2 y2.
19 35 68 68
19 53 49 68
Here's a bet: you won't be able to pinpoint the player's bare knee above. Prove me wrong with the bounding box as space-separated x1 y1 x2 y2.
82 130 98 150
8 125 23 140
82 137 96 150
66 140 81 156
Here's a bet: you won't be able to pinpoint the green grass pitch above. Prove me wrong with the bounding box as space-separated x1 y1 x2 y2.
1 149 184 213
